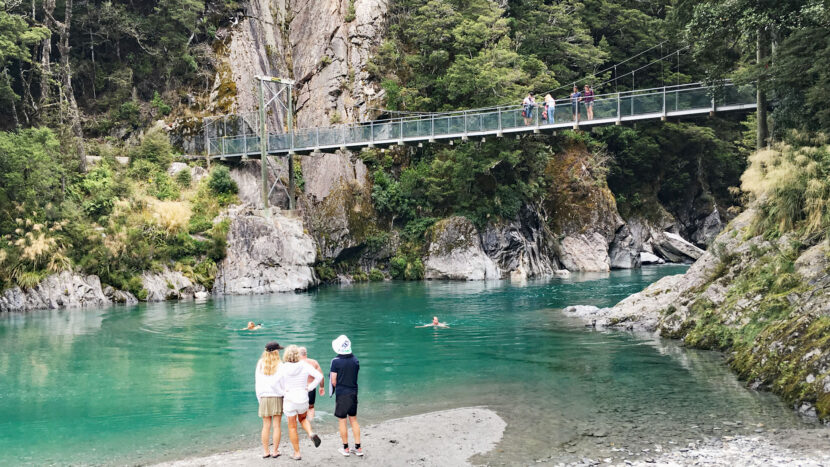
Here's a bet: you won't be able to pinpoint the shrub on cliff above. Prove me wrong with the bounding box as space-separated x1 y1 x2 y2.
131 128 174 169
207 166 238 195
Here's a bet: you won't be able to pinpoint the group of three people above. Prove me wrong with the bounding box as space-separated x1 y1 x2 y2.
522 84 596 125
255 335 361 460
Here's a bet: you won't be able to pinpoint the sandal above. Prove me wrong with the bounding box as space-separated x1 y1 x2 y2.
290 454 302 460
310 434 321 448
272 452 281 458
262 454 271 458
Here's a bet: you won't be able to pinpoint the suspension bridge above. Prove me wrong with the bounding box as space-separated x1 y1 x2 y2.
197 81 756 161
189 39 759 213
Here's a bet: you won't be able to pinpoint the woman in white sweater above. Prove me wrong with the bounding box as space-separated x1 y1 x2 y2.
255 341 285 458
277 345 323 460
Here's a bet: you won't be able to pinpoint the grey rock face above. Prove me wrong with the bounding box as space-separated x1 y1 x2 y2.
224 0 388 128
141 268 206 302
301 151 369 202
609 224 642 269
1 271 111 313
103 286 138 305
480 205 556 279
651 231 705 263
690 208 724 247
639 252 664 265
556 232 612 272
230 160 291 210
214 208 316 294
424 216 500 281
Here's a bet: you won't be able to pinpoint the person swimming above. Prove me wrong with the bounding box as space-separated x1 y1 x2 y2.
243 322 263 331
416 316 449 328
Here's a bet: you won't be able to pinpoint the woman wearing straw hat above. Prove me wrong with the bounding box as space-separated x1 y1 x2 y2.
255 341 285 458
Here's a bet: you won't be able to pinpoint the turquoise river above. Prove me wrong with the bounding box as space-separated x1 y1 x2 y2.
0 266 820 465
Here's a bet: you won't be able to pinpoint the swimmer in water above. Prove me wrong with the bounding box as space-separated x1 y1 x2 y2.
416 316 449 328
243 321 263 331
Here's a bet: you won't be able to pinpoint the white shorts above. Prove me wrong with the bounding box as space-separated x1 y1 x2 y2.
283 399 309 417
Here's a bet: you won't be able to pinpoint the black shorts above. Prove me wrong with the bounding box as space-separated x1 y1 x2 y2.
334 393 358 419
308 389 317 407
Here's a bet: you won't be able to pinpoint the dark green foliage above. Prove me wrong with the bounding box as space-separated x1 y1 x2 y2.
151 92 172 116
369 268 384 281
0 128 68 232
207 166 238 195
131 128 174 168
175 168 192 187
597 120 745 218
315 260 337 282
149 173 180 200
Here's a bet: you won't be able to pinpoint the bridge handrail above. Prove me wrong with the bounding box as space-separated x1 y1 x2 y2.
202 80 756 156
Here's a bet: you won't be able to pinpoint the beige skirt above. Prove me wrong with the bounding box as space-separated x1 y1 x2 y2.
258 396 284 417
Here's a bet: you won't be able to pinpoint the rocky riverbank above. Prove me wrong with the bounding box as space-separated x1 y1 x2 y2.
563 206 830 423
556 428 830 466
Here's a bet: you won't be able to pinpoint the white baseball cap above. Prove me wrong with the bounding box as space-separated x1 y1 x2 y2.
332 335 352 355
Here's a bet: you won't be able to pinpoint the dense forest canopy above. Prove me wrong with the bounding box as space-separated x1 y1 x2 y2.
0 0 828 291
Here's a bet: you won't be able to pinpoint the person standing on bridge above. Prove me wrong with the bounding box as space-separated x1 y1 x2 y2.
570 86 582 121
544 94 556 124
522 92 536 125
583 84 595 120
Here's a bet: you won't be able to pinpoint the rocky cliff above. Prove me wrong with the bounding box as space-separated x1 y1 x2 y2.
221 0 388 126
564 207 830 421
214 206 317 294
0 272 125 313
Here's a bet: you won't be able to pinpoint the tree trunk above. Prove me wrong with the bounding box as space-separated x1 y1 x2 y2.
39 0 55 112
4 68 20 129
54 0 87 172
756 28 769 150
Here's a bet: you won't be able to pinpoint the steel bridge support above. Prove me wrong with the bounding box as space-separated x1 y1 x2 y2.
257 75 296 217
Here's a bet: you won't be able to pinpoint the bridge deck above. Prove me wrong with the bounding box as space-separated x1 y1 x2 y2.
191 83 757 160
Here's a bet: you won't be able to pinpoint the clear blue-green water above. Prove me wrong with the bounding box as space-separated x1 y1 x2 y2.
0 266 818 465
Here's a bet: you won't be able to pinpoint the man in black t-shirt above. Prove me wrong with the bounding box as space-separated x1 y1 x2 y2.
330 334 362 457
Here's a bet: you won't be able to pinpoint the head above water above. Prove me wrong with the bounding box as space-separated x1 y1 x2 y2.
247 321 256 329
432 316 439 325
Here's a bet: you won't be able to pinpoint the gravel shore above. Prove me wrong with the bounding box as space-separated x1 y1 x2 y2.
554 428 830 467
154 407 506 466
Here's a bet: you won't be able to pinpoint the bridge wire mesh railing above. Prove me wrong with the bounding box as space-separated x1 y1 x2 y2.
203 82 756 157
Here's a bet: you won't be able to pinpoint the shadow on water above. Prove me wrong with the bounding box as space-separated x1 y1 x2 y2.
0 266 821 465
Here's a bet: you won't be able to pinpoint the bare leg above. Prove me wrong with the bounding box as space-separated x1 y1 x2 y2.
287 415 300 457
349 416 361 445
261 417 272 456
338 417 349 445
272 414 282 455
308 406 315 421
298 412 314 436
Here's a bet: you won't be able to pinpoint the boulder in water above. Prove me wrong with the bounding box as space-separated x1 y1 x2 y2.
423 216 500 281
